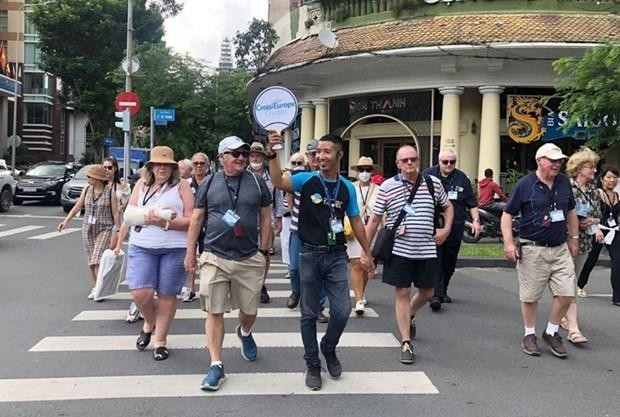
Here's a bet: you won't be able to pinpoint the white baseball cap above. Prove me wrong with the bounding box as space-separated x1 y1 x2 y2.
535 143 568 161
218 136 250 155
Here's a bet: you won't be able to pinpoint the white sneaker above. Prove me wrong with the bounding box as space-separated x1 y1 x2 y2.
87 288 96 300
354 300 365 316
125 302 140 323
180 286 191 301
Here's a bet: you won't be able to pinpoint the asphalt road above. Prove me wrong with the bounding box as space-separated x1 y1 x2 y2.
1 203 619 417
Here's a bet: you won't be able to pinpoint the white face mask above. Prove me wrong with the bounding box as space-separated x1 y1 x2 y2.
358 172 372 183
293 165 305 172
250 162 263 171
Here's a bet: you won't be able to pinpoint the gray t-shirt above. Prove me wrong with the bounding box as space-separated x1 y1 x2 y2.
195 171 272 260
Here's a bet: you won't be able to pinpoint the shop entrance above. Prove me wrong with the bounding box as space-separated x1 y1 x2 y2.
360 138 414 178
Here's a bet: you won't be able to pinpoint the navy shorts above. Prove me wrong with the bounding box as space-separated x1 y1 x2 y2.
126 244 186 296
382 255 439 289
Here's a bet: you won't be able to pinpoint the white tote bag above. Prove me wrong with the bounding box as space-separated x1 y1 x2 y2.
93 249 126 301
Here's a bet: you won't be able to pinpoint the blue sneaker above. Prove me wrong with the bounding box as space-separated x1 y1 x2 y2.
236 325 258 361
200 364 225 391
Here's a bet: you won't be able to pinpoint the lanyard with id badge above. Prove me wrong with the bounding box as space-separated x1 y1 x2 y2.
319 175 342 245
222 174 245 238
397 174 422 236
88 187 104 225
542 188 565 227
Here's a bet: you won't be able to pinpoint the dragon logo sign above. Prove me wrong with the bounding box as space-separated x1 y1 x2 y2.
507 96 546 144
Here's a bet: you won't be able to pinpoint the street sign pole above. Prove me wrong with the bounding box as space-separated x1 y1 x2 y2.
150 106 154 150
123 0 133 181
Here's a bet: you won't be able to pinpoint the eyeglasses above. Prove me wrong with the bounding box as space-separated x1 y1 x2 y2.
441 160 457 165
103 166 114 170
400 157 418 164
358 168 373 173
223 150 249 158
193 161 206 166
291 161 304 166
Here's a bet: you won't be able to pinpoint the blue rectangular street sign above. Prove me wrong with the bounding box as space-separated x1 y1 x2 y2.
154 108 175 123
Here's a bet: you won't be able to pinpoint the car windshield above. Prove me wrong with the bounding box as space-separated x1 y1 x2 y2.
26 164 66 177
73 165 90 180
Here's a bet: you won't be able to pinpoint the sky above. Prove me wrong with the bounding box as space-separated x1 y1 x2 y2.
163 0 269 68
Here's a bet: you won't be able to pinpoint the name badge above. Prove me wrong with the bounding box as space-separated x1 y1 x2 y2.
404 203 415 215
586 224 598 236
608 218 617 228
549 209 565 223
222 209 240 228
575 202 590 218
448 191 458 200
330 218 344 234
88 215 97 225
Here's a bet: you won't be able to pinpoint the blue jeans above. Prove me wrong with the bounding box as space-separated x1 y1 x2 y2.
289 232 327 307
299 245 350 368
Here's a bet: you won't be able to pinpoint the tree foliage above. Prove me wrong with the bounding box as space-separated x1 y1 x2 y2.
553 42 620 152
233 18 279 74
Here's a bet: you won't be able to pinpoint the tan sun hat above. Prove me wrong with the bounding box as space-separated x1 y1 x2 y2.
351 156 378 171
146 146 178 167
86 164 108 181
250 141 267 155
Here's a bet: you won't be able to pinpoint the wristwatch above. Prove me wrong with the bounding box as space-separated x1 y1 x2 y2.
259 249 270 256
569 235 579 240
473 218 480 223
265 151 277 160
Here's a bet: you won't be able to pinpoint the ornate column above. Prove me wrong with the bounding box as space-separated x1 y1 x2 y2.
299 102 315 154
313 99 329 139
439 87 464 164
478 86 504 182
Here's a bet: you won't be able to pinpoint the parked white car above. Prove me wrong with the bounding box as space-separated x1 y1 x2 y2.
0 159 16 212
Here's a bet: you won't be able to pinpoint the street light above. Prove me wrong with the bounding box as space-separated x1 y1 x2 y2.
11 0 56 175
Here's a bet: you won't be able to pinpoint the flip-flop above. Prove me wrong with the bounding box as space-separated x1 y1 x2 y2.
136 328 154 351
153 346 169 361
568 331 588 345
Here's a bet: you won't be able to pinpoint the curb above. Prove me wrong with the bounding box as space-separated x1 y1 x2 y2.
457 257 612 269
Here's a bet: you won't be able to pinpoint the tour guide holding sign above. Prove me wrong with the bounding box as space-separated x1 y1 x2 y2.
267 130 374 391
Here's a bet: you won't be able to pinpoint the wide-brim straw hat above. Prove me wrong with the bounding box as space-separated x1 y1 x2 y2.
250 141 267 155
351 156 378 171
86 164 108 181
146 146 178 167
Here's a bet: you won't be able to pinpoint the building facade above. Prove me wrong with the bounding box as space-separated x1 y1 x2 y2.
253 0 620 182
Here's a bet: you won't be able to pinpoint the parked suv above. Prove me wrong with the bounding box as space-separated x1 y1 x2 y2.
13 162 78 205
0 160 16 212
61 164 91 213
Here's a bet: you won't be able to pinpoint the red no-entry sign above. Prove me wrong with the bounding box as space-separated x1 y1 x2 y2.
115 92 141 116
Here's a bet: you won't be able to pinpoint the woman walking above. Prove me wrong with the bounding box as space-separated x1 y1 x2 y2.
114 146 194 361
58 164 120 299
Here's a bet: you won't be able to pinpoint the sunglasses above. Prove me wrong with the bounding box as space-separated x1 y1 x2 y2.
193 161 206 166
441 160 457 165
224 150 249 158
400 157 418 164
103 166 114 170
358 167 373 173
291 161 304 166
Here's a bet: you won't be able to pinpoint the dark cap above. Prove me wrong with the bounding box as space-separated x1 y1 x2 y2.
306 139 318 153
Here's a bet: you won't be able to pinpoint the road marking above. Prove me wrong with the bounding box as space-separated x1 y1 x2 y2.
0 214 74 220
29 227 81 240
584 293 613 298
266 269 289 274
72 306 378 321
0 225 45 238
30 332 397 352
109 290 356 300
121 278 292 286
0 371 438 402
0 223 5 227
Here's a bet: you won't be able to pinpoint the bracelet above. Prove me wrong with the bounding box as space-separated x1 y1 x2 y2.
265 152 277 160
569 235 579 240
473 218 480 223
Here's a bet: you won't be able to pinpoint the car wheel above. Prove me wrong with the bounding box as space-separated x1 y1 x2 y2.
13 197 22 205
0 187 11 212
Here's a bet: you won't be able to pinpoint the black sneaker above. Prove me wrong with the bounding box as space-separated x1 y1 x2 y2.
542 332 568 359
287 293 299 309
260 285 270 304
429 296 442 311
320 339 342 378
305 366 322 390
409 315 416 340
317 312 329 324
443 295 452 303
399 341 415 364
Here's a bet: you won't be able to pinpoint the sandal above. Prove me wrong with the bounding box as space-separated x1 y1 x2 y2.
568 331 588 345
136 328 153 351
153 346 169 361
560 317 569 331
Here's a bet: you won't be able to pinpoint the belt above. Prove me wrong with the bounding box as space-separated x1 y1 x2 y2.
519 240 564 248
301 242 346 253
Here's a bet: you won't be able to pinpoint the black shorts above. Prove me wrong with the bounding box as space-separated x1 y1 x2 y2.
382 255 439 289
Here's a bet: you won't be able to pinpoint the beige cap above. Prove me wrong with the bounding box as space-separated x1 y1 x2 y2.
535 143 567 161
351 156 378 171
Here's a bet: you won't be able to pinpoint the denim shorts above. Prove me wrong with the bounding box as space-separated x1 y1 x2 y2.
126 244 186 296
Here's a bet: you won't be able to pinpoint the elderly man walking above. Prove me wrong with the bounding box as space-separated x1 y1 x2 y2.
501 143 579 359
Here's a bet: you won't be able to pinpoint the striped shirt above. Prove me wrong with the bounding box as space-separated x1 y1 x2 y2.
373 174 448 259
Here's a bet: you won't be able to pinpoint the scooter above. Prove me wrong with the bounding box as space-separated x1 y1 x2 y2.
462 207 519 243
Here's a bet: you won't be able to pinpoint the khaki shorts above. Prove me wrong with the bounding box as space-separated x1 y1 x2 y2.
516 243 575 302
198 251 266 315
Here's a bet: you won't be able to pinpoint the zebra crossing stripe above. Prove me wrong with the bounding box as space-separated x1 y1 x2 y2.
29 332 398 352
108 289 356 300
71 307 379 321
0 371 438 402
29 227 81 240
0 225 44 238
121 278 292 286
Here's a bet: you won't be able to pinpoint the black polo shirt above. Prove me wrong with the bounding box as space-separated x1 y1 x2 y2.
504 172 575 246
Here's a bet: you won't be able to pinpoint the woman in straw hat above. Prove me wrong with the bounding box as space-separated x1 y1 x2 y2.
347 156 381 316
58 164 120 299
114 146 194 361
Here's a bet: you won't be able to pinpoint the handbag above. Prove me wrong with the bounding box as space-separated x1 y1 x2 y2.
372 174 422 263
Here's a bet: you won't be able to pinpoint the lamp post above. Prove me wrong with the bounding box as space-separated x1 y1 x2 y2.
10 0 56 175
